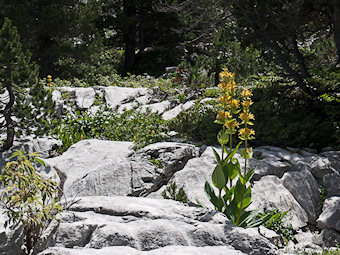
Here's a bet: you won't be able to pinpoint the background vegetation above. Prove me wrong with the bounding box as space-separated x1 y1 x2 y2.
0 0 339 151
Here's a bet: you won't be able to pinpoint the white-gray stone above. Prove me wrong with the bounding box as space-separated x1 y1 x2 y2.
162 101 195 120
38 245 247 255
139 101 171 114
250 175 308 229
324 172 340 197
44 139 134 199
118 102 138 113
130 142 200 196
0 209 23 255
75 88 96 109
103 87 148 109
46 196 276 255
317 196 340 231
281 170 320 224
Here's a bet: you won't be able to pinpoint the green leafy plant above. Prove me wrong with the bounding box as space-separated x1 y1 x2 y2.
260 209 295 244
149 157 163 168
204 68 268 228
0 150 63 255
161 182 188 204
169 100 220 145
295 246 340 255
319 185 328 207
54 108 168 153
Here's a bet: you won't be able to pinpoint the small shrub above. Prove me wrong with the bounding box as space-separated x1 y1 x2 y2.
54 109 168 152
0 150 62 255
161 182 188 204
169 100 220 145
260 209 295 244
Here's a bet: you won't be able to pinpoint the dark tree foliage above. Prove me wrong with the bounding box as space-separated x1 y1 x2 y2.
227 0 340 97
99 0 182 75
0 0 103 77
0 18 55 150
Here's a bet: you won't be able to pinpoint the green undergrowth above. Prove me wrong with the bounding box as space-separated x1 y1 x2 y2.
54 108 169 153
260 209 295 244
161 182 188 204
168 100 220 145
294 246 340 255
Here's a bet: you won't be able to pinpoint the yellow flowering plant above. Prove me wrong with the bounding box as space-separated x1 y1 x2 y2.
205 68 269 228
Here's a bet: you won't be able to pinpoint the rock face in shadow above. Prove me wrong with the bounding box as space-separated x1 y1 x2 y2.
38 196 276 255
129 142 200 196
281 170 321 224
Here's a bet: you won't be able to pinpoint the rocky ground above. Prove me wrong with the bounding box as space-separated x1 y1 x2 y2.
0 86 339 255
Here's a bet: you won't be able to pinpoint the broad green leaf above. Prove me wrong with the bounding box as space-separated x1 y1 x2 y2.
212 148 221 164
205 181 224 211
244 168 255 183
217 130 229 145
226 142 242 161
212 165 227 191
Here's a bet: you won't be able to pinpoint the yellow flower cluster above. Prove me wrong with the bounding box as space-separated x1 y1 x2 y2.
216 68 239 133
238 88 255 140
238 128 255 140
215 69 255 143
47 75 52 92
218 68 237 94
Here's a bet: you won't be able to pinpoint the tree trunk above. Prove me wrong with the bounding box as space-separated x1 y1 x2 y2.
1 81 15 151
329 0 340 65
123 0 137 71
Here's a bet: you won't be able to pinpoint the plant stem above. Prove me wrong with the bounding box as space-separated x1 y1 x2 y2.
245 139 248 176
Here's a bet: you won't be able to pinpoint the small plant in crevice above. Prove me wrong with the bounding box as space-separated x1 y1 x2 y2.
260 208 295 245
149 157 163 168
204 68 270 228
0 150 63 255
319 185 327 207
162 182 188 204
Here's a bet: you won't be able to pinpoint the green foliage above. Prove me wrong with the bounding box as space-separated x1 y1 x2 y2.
169 100 220 145
0 150 62 254
0 18 55 150
149 157 163 168
260 209 295 244
56 48 123 85
319 185 327 207
54 109 168 153
204 145 268 228
251 76 340 150
174 58 215 89
295 246 340 255
161 182 188 204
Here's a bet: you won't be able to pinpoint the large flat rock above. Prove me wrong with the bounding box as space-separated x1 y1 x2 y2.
45 139 134 198
44 196 276 255
38 245 247 255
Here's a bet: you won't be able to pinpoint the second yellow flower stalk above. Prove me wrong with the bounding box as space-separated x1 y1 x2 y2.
216 68 255 175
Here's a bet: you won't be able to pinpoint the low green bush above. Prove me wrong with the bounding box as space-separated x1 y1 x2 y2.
54 108 168 152
260 209 295 244
250 74 340 151
0 150 62 255
169 100 220 145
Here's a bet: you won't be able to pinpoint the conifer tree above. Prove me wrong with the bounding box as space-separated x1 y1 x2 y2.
0 18 55 151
